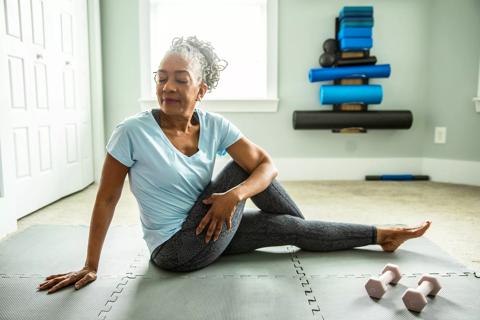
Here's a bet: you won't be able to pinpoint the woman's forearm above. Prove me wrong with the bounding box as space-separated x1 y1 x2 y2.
84 201 116 271
229 159 278 202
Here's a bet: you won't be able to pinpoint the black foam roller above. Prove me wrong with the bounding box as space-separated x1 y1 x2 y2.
292 111 413 130
336 56 377 66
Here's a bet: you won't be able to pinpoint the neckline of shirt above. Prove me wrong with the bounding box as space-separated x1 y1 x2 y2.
148 108 203 159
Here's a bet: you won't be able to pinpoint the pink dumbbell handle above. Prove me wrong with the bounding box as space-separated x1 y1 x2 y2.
378 270 395 284
417 281 434 296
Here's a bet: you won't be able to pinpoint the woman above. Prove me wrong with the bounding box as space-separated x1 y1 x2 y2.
37 36 431 294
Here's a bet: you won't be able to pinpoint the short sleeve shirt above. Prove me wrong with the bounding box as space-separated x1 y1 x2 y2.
105 107 243 255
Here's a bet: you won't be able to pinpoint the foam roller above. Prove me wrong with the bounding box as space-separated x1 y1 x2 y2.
338 27 372 39
336 56 377 66
340 17 374 23
340 20 374 28
339 6 373 19
292 111 413 130
309 64 390 82
340 38 373 51
320 85 382 104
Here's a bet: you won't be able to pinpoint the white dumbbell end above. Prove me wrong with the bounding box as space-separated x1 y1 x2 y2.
402 275 442 312
365 263 402 299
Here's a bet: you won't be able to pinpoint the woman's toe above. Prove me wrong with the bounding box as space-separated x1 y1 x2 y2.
381 221 432 252
411 221 431 236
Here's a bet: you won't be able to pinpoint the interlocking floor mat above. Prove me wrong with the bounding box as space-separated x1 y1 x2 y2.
0 224 478 320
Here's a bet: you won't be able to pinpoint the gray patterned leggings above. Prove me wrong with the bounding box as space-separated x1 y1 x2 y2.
151 160 377 272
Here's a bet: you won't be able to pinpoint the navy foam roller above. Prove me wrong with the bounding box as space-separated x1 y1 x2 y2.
309 64 390 82
320 85 382 104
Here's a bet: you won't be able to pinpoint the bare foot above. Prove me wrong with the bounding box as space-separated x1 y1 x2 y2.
376 221 432 252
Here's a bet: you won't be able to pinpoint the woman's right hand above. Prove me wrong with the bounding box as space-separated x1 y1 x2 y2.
37 266 97 294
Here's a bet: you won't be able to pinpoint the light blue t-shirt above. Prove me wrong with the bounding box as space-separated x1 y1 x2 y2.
105 107 243 255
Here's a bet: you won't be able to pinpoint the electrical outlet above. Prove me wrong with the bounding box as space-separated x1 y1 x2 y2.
434 127 447 144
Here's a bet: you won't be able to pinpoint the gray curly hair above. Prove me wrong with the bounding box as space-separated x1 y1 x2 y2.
161 36 228 92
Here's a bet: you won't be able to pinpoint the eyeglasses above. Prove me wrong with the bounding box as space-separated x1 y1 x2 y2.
153 71 161 84
153 71 191 86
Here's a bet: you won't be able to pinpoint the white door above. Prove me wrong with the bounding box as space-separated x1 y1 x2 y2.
0 0 93 219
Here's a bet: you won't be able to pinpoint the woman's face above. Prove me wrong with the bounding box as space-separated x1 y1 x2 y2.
155 54 207 117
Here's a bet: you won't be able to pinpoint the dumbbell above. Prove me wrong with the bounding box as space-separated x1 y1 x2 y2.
319 39 339 67
323 38 338 53
364 263 402 299
319 52 337 67
319 39 338 67
402 275 442 312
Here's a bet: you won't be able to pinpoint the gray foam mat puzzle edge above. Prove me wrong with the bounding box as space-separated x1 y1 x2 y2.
0 275 133 320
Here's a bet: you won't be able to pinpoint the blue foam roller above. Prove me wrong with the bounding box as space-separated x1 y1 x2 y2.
339 6 373 19
340 38 373 51
340 6 373 12
341 6 373 12
340 12 373 19
340 20 374 28
320 85 383 104
308 64 390 82
340 17 374 23
338 27 372 39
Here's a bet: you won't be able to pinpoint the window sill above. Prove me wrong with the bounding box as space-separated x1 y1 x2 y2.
138 97 279 113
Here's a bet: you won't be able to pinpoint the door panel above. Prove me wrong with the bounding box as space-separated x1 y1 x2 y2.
0 0 93 219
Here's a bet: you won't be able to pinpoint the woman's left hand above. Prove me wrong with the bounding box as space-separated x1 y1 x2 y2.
196 191 240 244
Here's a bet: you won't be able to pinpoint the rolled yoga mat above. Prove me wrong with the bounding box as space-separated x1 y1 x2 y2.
366 175 430 181
309 64 390 82
340 37 373 51
292 110 413 130
320 85 382 104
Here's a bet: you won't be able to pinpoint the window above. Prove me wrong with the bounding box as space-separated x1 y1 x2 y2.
139 0 278 112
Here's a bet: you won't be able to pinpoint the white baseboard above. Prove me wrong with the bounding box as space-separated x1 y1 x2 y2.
274 157 423 181
214 157 480 186
422 158 480 186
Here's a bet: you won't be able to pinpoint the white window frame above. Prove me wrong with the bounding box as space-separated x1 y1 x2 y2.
138 0 278 113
